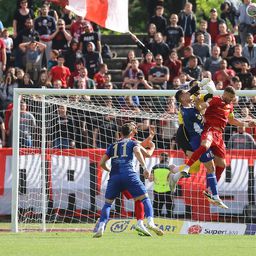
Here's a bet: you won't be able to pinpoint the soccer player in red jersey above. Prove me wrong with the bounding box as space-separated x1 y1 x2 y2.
182 86 256 182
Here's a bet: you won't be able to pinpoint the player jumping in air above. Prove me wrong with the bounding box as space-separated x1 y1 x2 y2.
178 86 256 203
169 89 228 208
93 123 163 238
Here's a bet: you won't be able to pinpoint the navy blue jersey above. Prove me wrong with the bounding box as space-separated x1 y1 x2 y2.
180 107 204 138
106 138 138 175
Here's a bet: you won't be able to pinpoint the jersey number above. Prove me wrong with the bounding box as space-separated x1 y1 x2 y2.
112 143 128 158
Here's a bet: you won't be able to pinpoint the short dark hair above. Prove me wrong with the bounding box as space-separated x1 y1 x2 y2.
175 90 184 103
121 123 133 136
224 86 236 95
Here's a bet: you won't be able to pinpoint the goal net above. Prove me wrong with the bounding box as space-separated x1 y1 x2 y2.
10 89 256 232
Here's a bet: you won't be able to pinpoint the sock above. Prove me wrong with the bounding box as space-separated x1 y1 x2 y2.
99 202 112 224
141 197 153 218
173 172 182 183
216 166 225 181
187 146 207 166
98 222 106 230
137 219 143 226
147 216 154 226
206 173 218 196
135 200 144 220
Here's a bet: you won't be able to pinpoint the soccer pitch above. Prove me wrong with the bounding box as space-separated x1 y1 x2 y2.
0 232 256 256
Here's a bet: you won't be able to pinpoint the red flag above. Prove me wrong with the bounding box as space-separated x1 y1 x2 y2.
66 0 129 33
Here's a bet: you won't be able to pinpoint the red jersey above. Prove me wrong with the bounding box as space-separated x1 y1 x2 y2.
50 66 71 88
204 96 234 130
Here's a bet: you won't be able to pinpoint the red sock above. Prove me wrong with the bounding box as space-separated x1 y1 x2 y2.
135 200 144 220
187 146 207 166
216 166 225 181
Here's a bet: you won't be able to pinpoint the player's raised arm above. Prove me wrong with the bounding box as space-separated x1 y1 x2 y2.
228 114 256 128
133 146 150 179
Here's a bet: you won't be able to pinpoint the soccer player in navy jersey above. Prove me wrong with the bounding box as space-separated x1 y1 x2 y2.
93 123 164 238
169 89 228 208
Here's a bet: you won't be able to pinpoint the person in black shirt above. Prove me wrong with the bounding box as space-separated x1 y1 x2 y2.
164 14 184 52
79 22 101 54
13 0 35 38
50 105 75 149
50 19 72 52
149 5 167 35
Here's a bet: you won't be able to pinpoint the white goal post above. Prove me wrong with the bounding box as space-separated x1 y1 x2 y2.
11 88 256 232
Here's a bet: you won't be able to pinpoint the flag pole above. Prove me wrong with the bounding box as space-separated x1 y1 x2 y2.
128 31 150 55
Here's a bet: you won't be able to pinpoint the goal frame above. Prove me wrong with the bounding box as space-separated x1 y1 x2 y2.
11 88 256 232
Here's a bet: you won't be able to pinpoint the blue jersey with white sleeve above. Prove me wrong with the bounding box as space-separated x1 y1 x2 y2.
180 107 204 138
106 138 138 176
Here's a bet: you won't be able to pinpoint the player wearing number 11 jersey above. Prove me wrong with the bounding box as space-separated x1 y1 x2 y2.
93 123 163 238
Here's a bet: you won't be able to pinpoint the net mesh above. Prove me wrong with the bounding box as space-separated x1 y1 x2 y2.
12 91 256 231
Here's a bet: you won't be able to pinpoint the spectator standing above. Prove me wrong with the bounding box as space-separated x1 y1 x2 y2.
149 5 167 35
19 40 46 81
164 50 182 88
238 0 255 46
178 2 196 47
84 42 103 79
192 33 211 63
1 29 13 70
149 32 170 61
8 101 36 148
143 23 157 51
164 14 184 52
64 39 82 73
242 33 256 69
50 19 72 52
50 105 75 149
191 19 211 48
14 17 39 68
13 0 35 38
237 62 254 89
229 44 250 73
207 8 224 44
49 55 71 88
79 22 101 54
34 4 56 64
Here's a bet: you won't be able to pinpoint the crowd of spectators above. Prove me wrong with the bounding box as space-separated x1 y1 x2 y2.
0 0 255 150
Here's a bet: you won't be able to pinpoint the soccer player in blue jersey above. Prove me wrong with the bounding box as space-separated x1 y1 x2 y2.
169 89 228 208
93 123 164 238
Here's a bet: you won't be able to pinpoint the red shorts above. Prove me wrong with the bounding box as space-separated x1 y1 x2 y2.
201 127 226 159
122 190 133 200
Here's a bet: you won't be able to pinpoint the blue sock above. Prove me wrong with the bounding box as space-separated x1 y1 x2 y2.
99 202 112 223
206 173 218 196
141 197 153 218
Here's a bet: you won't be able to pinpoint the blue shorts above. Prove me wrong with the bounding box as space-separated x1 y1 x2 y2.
190 136 214 163
105 172 147 200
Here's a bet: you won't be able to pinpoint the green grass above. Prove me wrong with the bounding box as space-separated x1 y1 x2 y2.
0 232 255 256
